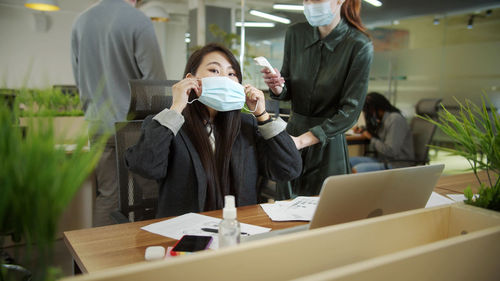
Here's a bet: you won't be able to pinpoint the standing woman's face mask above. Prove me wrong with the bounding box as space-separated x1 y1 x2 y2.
303 0 343 27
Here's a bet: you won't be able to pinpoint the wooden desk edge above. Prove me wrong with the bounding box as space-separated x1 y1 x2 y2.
63 232 88 274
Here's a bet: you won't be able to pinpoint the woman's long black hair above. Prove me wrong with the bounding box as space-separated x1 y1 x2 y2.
363 92 401 136
182 43 243 211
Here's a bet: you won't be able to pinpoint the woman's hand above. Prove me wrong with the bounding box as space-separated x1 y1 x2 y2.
261 67 285 96
170 78 201 113
291 131 320 150
361 130 372 140
244 85 269 121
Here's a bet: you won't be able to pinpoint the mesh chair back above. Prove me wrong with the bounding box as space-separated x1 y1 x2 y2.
128 80 178 120
410 98 442 165
115 121 158 222
53 85 78 96
265 99 280 118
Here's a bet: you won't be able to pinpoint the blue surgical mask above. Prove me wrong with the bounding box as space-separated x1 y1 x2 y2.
303 1 335 27
189 76 246 112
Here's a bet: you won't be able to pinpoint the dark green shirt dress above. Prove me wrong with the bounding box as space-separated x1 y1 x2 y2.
272 19 373 196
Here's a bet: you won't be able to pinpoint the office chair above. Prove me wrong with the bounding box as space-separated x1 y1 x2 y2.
128 79 177 120
410 98 442 165
111 80 178 223
265 99 280 119
52 84 78 96
112 120 160 223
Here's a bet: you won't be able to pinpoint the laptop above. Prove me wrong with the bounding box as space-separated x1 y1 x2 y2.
242 164 445 242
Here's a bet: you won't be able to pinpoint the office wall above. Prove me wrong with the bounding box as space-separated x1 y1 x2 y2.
0 0 187 88
367 10 500 116
0 4 86 88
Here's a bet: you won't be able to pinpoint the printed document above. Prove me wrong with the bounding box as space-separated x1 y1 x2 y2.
141 213 270 249
425 192 455 208
260 196 319 221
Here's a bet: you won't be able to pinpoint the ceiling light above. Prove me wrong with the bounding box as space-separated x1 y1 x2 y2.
235 22 275 28
363 0 383 7
273 4 304 11
140 1 170 22
24 0 60 12
250 10 290 24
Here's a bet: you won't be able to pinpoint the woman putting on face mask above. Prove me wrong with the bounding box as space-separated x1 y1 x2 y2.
125 43 302 218
262 0 373 197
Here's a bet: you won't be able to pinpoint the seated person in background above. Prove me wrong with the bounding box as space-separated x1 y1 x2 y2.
125 43 302 218
350 92 415 173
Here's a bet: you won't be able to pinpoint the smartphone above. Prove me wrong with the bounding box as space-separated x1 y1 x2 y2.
170 235 213 256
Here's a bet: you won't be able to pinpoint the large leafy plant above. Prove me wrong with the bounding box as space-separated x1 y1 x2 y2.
421 96 500 211
0 102 105 280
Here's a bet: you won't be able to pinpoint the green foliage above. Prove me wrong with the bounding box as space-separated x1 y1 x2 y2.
208 24 241 55
14 87 83 117
420 95 500 211
0 102 105 280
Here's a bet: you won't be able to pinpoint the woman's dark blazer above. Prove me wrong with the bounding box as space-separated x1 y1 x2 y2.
125 112 302 218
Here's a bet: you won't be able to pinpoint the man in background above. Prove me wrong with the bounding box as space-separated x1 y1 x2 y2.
71 0 166 226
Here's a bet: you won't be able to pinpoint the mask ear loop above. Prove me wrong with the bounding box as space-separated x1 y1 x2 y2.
245 99 259 113
187 98 198 104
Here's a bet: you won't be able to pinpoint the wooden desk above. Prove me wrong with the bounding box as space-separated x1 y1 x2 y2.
64 171 488 274
64 204 307 273
346 134 369 157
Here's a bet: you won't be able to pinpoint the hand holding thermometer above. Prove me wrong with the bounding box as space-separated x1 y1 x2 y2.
254 56 277 74
254 56 284 87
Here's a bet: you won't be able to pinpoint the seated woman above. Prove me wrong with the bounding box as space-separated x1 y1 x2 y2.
350 92 415 173
125 43 302 218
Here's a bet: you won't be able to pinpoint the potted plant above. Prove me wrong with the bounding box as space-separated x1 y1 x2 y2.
421 96 499 211
15 87 87 143
0 101 106 280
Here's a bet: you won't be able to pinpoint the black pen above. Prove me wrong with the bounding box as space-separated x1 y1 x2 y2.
201 227 249 236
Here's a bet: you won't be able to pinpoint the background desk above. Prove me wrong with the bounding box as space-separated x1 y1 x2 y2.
64 171 489 274
346 134 369 157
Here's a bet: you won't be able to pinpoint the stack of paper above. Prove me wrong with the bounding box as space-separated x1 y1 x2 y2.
260 196 319 221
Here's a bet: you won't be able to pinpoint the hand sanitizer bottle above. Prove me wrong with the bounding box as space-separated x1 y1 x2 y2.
218 195 240 248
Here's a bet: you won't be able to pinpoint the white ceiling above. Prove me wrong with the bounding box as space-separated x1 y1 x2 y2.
3 0 500 26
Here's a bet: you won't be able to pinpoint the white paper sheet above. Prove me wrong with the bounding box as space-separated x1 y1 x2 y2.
260 196 319 221
446 193 479 202
446 193 467 202
141 212 270 249
425 192 455 208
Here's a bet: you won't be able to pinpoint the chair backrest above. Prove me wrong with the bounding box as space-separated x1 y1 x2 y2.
115 121 159 222
53 84 79 96
128 79 178 120
265 99 280 118
410 98 442 165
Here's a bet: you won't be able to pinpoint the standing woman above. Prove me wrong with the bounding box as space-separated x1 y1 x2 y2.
262 0 373 196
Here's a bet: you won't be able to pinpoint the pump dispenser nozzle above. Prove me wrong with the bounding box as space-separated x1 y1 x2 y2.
222 195 236 219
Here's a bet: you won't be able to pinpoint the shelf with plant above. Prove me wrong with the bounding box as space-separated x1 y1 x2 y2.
421 96 499 211
14 87 83 117
0 101 106 280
